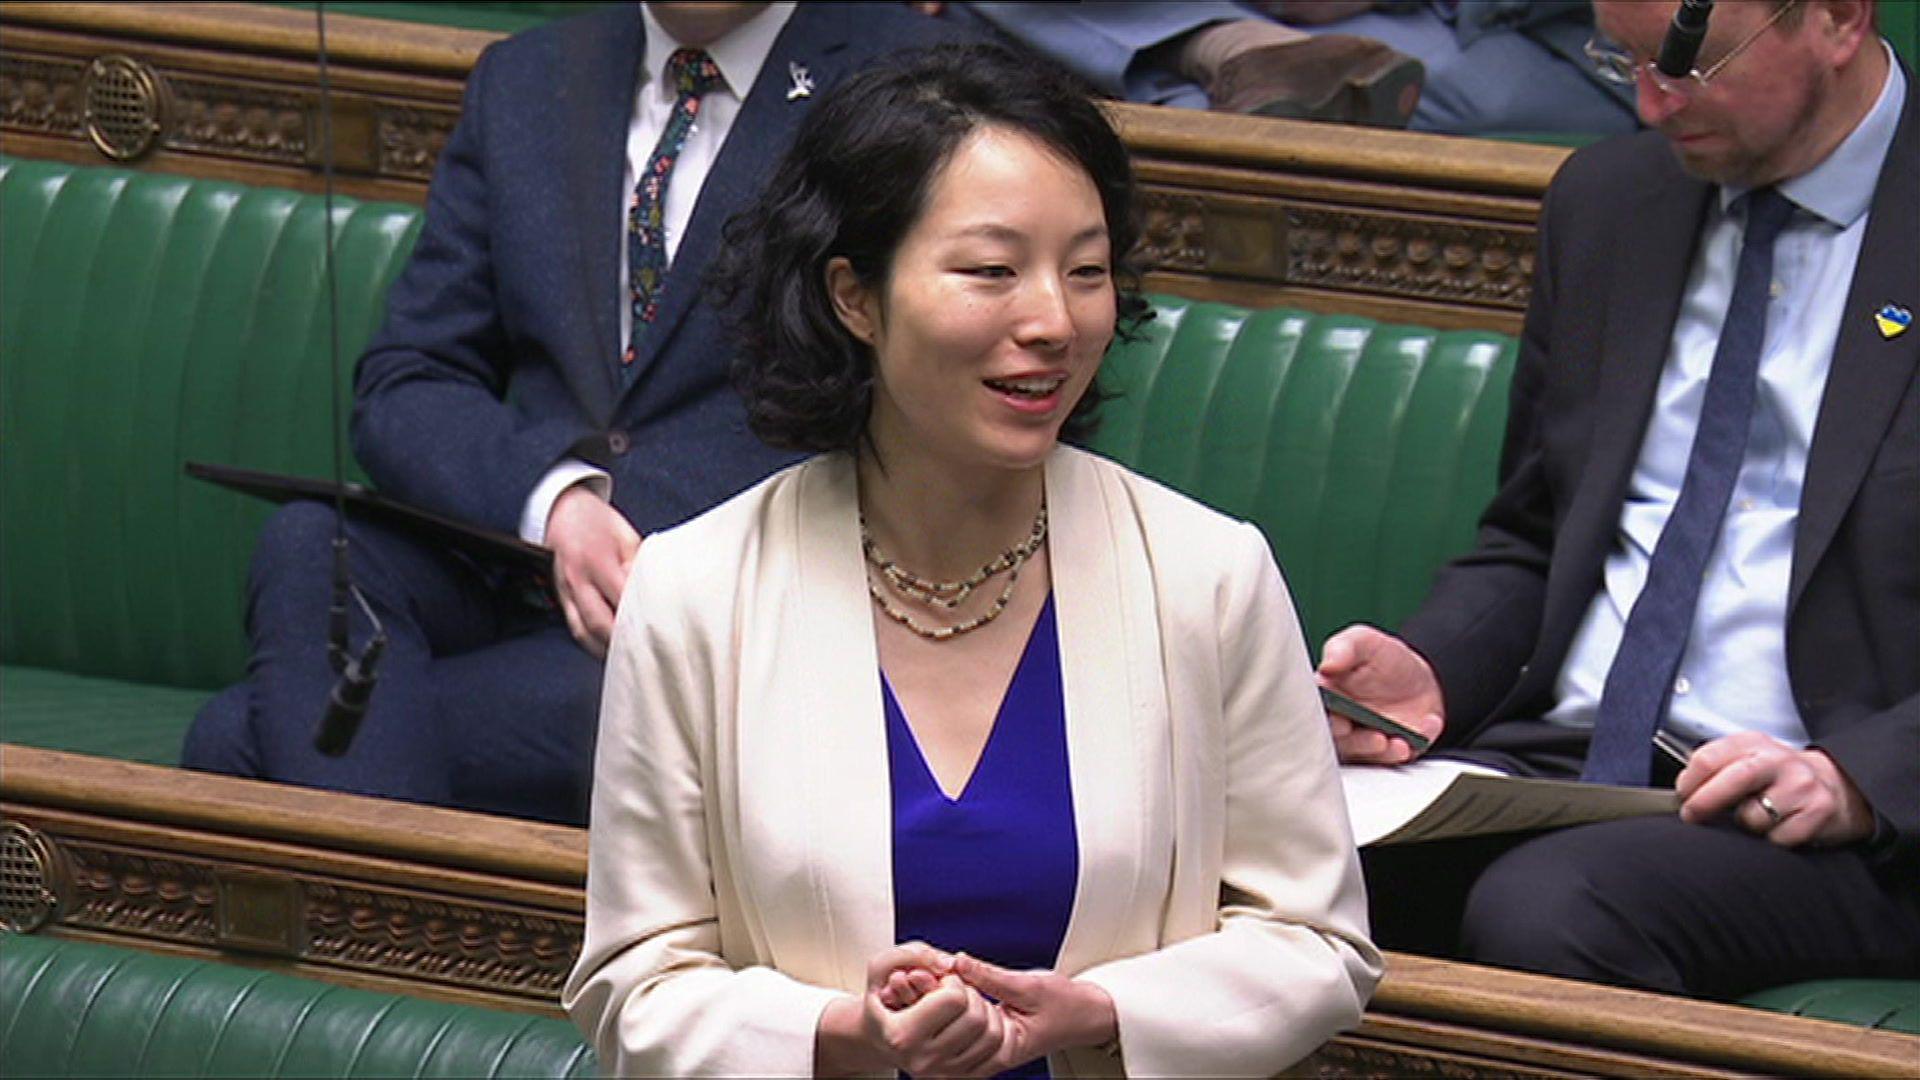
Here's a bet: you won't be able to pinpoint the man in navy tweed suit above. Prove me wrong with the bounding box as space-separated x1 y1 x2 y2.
184 3 964 824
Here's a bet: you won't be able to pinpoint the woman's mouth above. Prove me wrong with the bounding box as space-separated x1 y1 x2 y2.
983 374 1067 400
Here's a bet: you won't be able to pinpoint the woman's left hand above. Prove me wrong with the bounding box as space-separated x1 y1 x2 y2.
948 953 1119 1071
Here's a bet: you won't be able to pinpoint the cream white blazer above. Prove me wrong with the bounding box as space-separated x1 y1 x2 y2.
565 447 1382 1077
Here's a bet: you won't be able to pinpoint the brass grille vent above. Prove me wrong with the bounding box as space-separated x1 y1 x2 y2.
0 822 62 934
84 54 167 162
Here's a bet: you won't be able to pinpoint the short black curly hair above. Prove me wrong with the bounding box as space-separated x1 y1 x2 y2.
709 42 1147 455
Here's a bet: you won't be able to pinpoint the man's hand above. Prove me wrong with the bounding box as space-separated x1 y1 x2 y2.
1676 731 1875 847
950 953 1118 1073
545 484 640 658
1316 624 1446 763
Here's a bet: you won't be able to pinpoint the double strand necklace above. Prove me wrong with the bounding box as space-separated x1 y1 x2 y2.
861 502 1048 642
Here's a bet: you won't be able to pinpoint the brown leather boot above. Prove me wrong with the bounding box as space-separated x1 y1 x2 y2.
1208 34 1425 128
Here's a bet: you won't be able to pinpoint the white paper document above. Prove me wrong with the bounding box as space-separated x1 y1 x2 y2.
1340 759 1681 847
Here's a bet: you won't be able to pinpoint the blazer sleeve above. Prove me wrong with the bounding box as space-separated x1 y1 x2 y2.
1815 692 1920 859
349 42 596 535
563 537 843 1077
1078 522 1384 1077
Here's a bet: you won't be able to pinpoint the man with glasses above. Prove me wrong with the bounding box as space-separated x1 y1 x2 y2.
1318 0 1918 998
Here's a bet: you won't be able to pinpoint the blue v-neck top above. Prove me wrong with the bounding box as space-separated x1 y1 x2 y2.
885 596 1078 1078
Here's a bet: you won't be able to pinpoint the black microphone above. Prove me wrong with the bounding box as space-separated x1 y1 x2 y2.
317 616 385 756
1657 0 1715 78
316 537 387 756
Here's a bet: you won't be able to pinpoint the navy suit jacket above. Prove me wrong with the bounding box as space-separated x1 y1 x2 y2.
1399 66 1919 858
352 3 959 538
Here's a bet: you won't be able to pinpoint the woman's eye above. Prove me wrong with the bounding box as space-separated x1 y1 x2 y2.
1071 264 1110 280
964 265 1014 279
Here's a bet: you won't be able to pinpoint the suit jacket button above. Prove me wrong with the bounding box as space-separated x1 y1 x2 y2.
607 431 631 456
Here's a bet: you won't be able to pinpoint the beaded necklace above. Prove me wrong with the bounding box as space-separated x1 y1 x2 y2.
861 502 1048 641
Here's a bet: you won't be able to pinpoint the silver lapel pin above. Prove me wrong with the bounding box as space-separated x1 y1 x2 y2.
786 61 814 101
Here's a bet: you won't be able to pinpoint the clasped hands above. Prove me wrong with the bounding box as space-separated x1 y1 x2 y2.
818 942 1116 1078
1317 625 1874 847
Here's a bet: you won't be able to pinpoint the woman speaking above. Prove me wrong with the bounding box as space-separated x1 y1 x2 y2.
565 43 1381 1078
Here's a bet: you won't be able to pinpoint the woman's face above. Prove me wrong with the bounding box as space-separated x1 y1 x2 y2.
832 125 1116 479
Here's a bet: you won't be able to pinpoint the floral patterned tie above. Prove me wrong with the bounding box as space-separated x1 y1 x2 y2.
625 48 724 368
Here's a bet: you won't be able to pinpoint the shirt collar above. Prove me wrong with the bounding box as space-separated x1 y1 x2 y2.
1721 40 1904 227
639 2 796 104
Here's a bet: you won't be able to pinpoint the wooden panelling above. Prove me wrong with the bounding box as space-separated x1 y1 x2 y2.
3 746 583 1014
7 746 1916 1077
0 1 1567 330
0 1 477 203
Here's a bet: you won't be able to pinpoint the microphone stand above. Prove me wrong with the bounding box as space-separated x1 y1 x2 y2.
313 1 387 757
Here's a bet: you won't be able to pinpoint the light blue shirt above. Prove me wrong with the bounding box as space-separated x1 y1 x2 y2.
1546 48 1905 752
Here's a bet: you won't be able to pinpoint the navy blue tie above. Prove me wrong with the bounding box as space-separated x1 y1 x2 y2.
1582 188 1796 786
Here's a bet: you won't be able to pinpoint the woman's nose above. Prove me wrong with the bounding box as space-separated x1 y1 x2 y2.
1013 276 1073 349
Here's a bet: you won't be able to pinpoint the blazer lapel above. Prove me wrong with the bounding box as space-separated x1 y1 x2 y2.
548 5 639 422
1047 450 1167 977
1790 80 1919 613
777 455 894 992
1527 167 1713 686
753 450 1166 988
625 5 856 388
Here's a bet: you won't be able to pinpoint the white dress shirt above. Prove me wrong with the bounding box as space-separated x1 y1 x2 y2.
519 2 797 544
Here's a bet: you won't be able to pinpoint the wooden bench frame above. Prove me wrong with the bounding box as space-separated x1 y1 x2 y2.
5 746 1915 1078
0 0 1563 334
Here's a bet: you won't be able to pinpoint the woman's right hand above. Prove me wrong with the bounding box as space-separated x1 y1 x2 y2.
868 972 1008 1077
817 942 1008 1078
867 943 1008 1078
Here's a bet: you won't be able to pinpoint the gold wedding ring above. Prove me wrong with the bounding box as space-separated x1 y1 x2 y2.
1756 793 1785 827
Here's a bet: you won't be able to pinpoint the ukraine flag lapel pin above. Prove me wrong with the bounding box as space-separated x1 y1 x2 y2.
1875 303 1912 340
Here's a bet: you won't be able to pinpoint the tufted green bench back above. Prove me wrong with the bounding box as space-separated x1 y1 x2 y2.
0 155 418 692
1088 295 1515 649
0 933 597 1078
0 154 1516 763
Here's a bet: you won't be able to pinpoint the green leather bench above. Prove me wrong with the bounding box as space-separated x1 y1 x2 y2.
0 153 1510 763
2 155 1913 1047
0 154 409 764
0 933 596 1078
1093 295 1514 649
